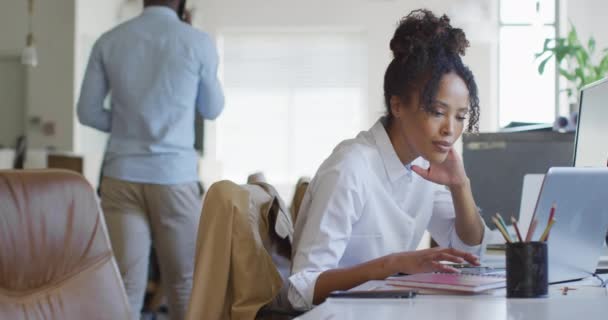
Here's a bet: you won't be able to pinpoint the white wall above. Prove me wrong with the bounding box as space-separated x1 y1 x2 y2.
0 0 76 151
567 0 608 62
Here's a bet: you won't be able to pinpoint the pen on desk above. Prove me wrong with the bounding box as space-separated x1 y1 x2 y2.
539 218 556 242
492 216 512 243
525 219 538 242
510 216 524 242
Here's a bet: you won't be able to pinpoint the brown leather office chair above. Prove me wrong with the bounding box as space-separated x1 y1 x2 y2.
0 170 131 319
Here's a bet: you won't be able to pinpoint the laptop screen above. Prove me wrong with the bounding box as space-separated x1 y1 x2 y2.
573 78 608 167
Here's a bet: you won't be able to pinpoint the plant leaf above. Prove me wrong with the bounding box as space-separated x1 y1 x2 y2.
536 38 559 59
555 46 571 62
538 56 553 74
575 67 586 87
568 25 579 46
575 48 589 69
559 68 576 82
535 50 552 60
542 38 552 50
599 54 608 76
588 37 596 55
534 23 608 91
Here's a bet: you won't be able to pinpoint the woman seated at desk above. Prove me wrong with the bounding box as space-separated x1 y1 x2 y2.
288 9 490 310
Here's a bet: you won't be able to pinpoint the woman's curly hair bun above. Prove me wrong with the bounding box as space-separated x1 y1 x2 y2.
389 9 469 61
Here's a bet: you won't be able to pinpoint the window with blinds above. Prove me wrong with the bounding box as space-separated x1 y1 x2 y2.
215 31 367 198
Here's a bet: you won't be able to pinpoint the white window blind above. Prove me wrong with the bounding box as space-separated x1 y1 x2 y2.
216 31 367 199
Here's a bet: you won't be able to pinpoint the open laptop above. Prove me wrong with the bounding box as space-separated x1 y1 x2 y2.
513 172 608 273
526 167 608 283
476 168 608 281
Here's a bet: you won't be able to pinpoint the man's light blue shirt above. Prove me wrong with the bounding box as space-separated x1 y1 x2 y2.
77 6 224 184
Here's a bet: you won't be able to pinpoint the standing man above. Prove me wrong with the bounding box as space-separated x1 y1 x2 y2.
77 0 224 319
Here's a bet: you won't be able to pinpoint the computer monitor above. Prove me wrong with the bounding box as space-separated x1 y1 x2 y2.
572 77 608 252
573 78 608 167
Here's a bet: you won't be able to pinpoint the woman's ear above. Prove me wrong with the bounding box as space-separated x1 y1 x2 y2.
390 96 402 119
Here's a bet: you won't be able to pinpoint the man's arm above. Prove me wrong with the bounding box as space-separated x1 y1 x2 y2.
77 40 111 132
195 36 225 120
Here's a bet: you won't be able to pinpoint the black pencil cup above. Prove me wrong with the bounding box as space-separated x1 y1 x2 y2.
506 241 548 298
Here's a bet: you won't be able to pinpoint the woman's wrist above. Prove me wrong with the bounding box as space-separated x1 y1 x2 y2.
448 176 470 191
370 254 399 280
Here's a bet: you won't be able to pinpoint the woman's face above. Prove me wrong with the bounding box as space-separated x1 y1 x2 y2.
391 72 470 164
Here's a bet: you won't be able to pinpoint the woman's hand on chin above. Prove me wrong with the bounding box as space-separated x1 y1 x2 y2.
411 148 469 188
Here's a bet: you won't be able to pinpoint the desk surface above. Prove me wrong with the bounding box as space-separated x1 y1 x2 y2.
296 278 608 320
296 295 608 320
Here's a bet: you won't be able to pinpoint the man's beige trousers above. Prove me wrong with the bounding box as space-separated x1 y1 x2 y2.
100 176 202 320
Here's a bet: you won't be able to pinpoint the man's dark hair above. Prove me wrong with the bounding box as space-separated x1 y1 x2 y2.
383 9 480 132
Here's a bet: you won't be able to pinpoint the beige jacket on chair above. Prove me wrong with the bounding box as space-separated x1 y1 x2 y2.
186 180 294 320
0 170 131 320
289 177 309 224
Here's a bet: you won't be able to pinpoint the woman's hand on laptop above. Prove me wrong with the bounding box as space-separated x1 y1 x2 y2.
386 247 480 275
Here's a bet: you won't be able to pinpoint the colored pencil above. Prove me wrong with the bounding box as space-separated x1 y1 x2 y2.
549 202 556 221
510 216 524 242
492 217 512 243
540 218 556 242
525 219 538 242
495 213 510 235
546 203 557 240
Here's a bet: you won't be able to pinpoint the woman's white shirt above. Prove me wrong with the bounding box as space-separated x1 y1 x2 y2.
287 117 489 310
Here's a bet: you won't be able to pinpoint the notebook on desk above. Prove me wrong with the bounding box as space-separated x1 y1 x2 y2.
386 273 506 293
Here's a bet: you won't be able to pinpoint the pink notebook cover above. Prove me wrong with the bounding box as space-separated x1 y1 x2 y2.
386 273 506 293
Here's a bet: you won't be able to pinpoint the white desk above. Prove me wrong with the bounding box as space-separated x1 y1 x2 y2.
296 278 608 320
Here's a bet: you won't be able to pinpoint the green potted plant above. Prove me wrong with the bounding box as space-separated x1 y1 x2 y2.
536 24 608 110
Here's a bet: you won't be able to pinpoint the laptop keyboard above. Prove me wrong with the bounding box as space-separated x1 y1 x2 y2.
458 266 506 276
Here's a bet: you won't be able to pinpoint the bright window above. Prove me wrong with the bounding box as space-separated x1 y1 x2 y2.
499 0 558 127
215 31 367 199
